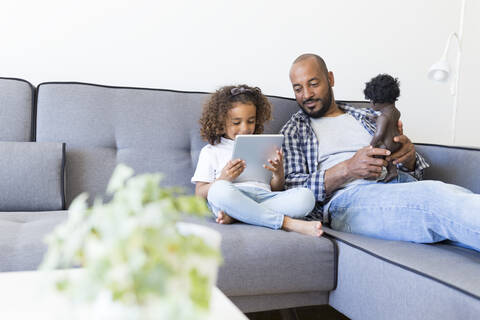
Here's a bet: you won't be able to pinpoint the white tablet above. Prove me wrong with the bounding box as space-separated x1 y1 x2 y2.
231 134 284 184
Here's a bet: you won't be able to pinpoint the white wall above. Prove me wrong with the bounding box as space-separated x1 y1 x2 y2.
456 0 480 147
1 0 478 147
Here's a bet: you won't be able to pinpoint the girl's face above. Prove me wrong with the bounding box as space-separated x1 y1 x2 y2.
224 102 257 140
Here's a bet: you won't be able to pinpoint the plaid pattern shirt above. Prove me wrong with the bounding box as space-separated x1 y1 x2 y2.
280 103 430 221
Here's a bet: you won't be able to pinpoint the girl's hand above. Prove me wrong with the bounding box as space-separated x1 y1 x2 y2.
264 149 285 181
218 159 246 182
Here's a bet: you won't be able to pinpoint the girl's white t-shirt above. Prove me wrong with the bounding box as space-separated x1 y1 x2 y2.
191 137 271 191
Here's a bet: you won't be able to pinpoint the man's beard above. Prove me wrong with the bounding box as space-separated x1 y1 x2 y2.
299 85 333 119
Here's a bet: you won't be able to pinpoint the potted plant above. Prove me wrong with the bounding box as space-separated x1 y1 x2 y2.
41 164 222 319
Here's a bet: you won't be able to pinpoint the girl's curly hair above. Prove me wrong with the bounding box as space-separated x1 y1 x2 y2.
364 74 400 104
199 85 272 145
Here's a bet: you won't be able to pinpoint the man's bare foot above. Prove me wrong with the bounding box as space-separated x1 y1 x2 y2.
282 216 323 237
215 210 236 224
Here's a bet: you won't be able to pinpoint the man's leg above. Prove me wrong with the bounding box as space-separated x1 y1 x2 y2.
327 178 480 251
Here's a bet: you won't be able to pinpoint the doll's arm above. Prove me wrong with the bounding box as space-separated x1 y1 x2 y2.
370 115 388 148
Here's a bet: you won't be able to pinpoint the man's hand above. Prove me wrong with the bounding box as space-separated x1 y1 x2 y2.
344 146 390 180
324 146 390 195
217 159 246 181
386 120 416 171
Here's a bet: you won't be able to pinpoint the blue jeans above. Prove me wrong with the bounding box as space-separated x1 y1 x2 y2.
207 180 315 229
326 171 480 251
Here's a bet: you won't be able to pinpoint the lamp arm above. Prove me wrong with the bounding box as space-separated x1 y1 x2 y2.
450 0 466 144
442 32 461 59
428 0 466 145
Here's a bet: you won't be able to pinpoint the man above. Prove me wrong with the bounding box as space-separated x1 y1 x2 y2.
281 53 480 251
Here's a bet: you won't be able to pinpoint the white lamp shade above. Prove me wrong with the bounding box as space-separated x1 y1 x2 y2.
428 57 450 82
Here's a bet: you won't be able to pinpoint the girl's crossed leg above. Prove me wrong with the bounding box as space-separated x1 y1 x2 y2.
207 180 322 237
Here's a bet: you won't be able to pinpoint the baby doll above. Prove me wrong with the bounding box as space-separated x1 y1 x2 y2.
364 74 402 182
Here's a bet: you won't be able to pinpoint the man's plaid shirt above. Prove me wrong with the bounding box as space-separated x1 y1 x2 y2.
280 103 430 221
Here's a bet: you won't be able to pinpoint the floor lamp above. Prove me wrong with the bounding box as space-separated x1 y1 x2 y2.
427 0 466 145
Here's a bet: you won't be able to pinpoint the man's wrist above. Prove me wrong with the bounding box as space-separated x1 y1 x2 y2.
399 161 415 172
339 159 352 181
325 161 350 195
403 155 416 171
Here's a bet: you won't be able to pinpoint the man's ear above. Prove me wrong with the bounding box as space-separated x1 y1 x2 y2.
328 71 335 87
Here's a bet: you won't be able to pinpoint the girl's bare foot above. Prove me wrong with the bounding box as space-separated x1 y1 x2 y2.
282 216 323 237
216 210 236 224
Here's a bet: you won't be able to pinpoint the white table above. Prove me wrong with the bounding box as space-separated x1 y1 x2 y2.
0 270 247 320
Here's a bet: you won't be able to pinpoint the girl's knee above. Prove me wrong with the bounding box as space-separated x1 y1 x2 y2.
299 188 316 208
207 180 234 204
290 188 316 217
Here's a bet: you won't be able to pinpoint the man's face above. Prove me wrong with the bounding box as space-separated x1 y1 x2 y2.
290 58 334 118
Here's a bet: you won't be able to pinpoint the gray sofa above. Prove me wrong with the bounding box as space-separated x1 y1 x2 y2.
1 77 479 319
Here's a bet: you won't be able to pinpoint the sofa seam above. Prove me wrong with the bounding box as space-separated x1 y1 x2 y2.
0 77 36 142
0 77 34 86
36 81 212 95
60 142 66 210
415 143 480 152
227 290 329 298
324 234 339 292
34 81 371 106
32 83 37 142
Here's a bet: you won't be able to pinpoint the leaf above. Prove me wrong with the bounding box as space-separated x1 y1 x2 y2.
107 163 134 194
41 164 222 309
188 268 210 309
175 196 209 216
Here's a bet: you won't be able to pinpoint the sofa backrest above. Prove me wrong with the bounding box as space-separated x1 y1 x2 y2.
415 144 480 194
0 77 35 142
31 80 480 207
35 82 311 206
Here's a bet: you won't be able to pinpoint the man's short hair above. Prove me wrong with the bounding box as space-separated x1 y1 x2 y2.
292 54 329 77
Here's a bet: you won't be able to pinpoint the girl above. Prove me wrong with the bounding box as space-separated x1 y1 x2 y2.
192 85 323 237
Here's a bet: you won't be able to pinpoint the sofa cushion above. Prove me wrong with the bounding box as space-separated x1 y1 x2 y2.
327 229 480 320
324 227 480 300
0 142 65 211
0 77 35 142
187 217 337 297
0 211 68 272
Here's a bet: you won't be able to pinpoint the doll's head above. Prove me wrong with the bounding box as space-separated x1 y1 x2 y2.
199 85 272 144
364 74 400 104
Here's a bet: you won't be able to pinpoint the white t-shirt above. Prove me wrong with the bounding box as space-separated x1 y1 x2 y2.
191 137 271 191
310 113 378 188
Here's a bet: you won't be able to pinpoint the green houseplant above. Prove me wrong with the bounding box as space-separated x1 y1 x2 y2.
41 164 222 319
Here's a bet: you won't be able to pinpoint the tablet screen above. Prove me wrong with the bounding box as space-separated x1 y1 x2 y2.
231 134 284 184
